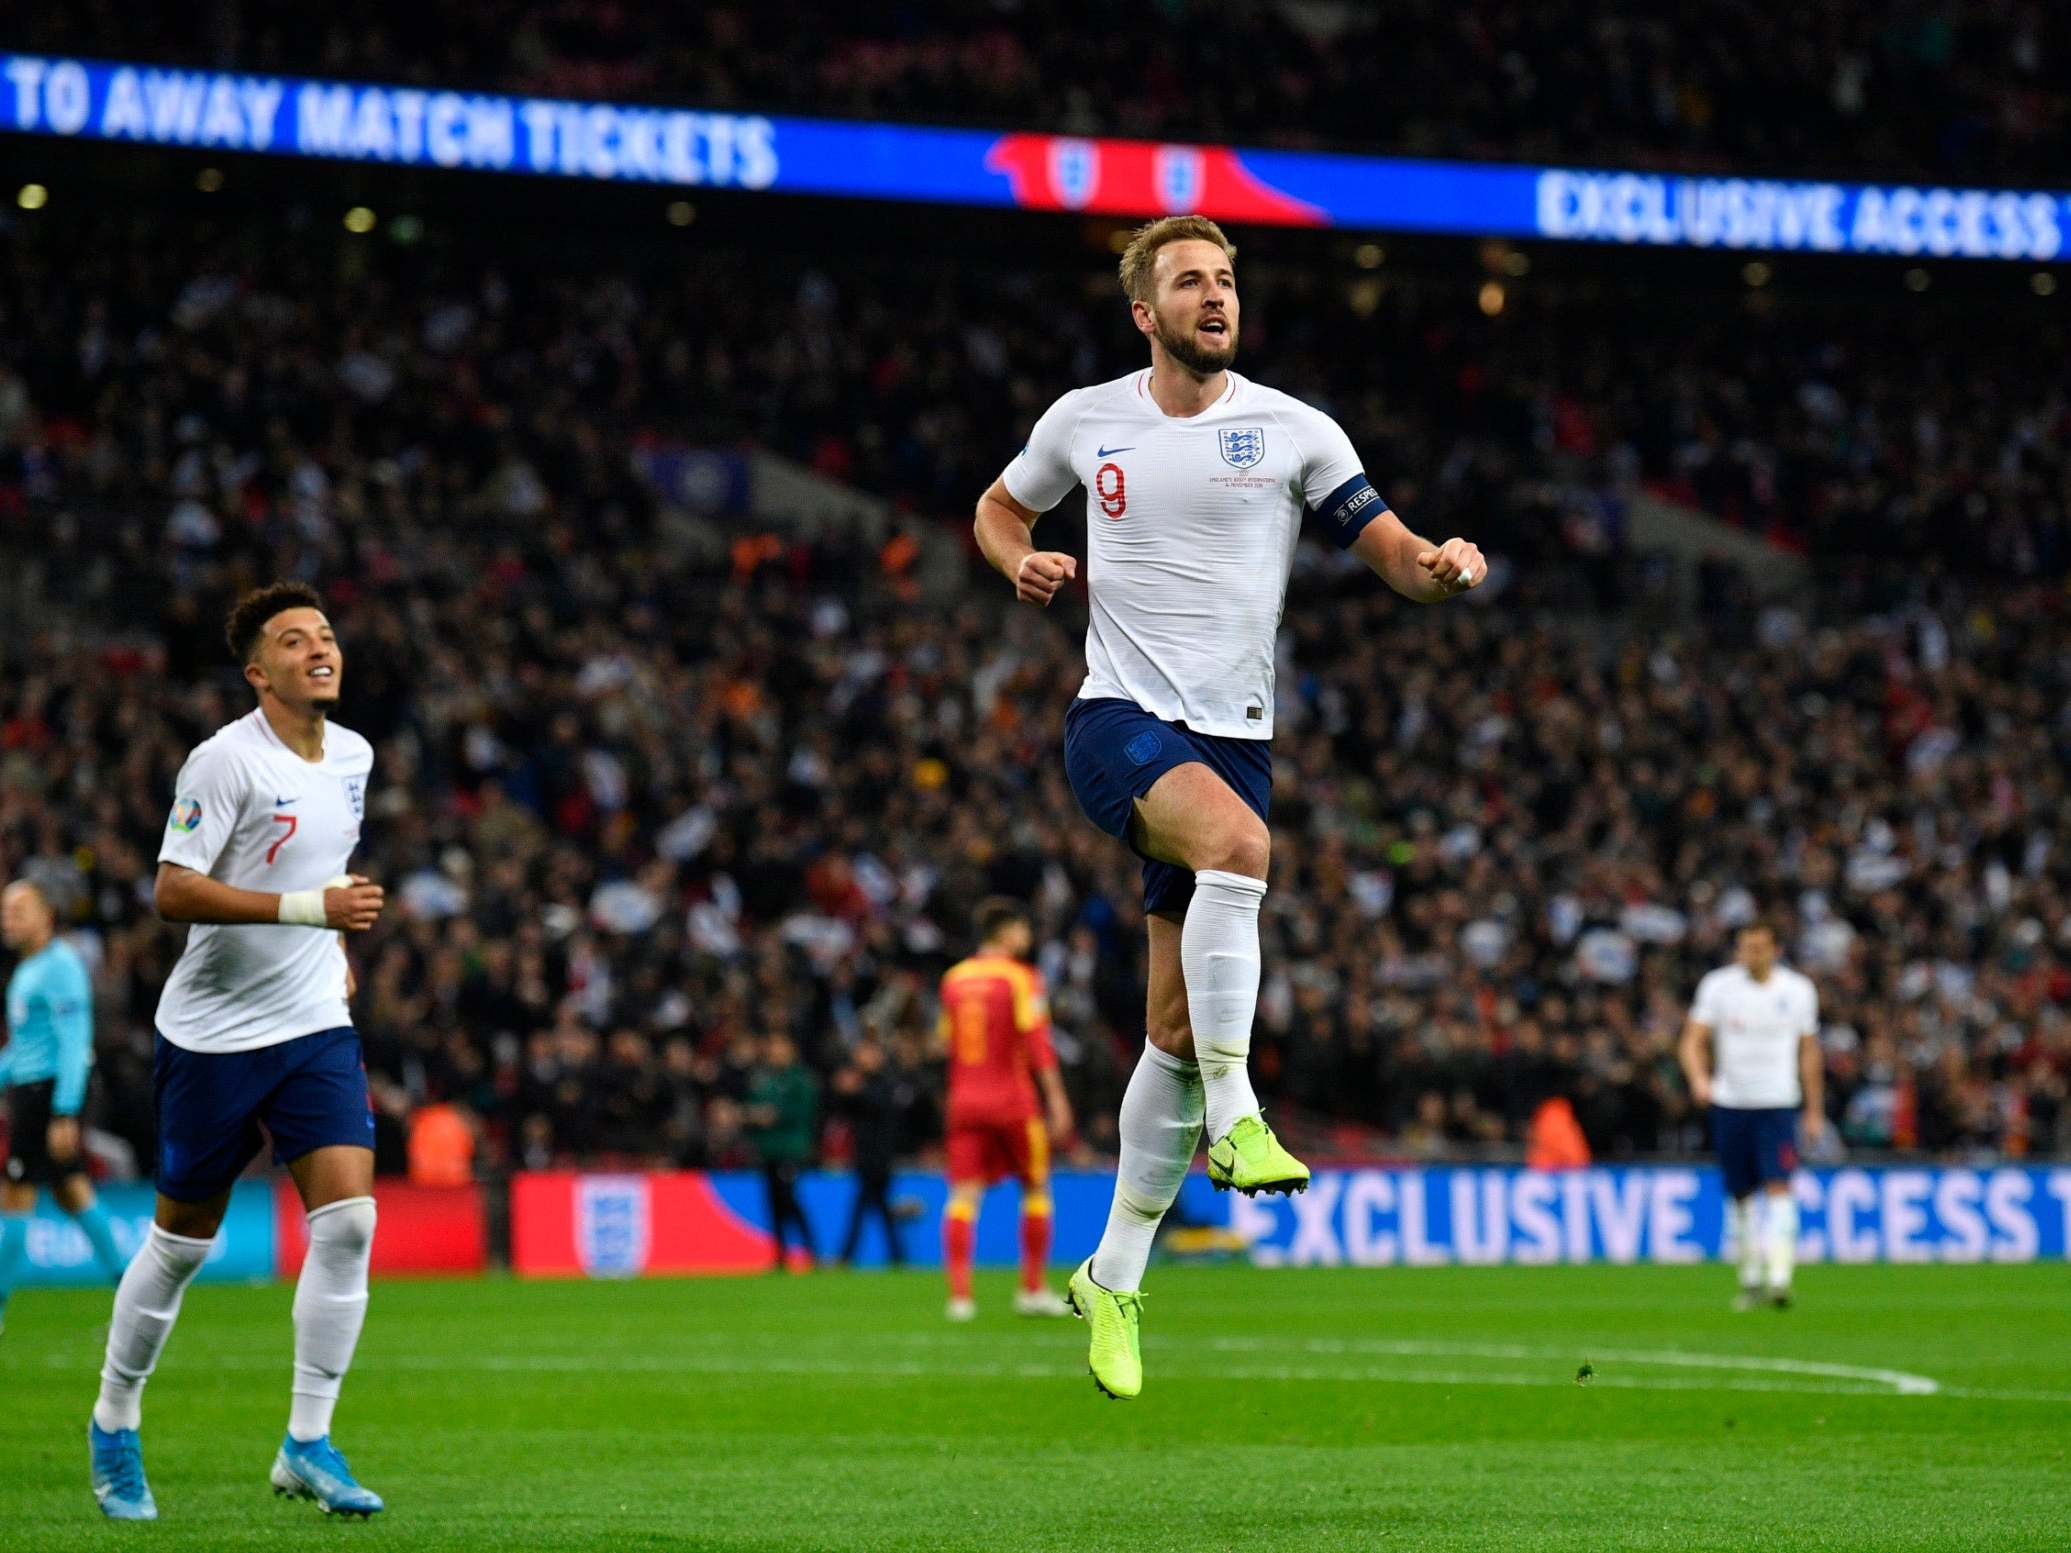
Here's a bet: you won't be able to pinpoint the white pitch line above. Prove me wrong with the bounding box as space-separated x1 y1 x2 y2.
819 1329 1948 1398
1202 1335 1943 1396
389 1353 1906 1397
34 1340 1986 1400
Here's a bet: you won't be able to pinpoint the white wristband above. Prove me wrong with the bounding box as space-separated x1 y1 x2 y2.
278 875 354 928
278 890 328 927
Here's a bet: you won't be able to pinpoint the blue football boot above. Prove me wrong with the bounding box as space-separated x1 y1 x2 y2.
271 1433 385 1517
89 1420 158 1520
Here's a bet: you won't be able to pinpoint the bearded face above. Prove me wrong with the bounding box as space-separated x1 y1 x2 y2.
1149 297 1238 374
1135 237 1240 377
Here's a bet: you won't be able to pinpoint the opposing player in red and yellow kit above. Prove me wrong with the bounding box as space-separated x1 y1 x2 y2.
937 899 1074 1321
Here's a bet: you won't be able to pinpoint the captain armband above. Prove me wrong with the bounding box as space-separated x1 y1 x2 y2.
1317 474 1389 550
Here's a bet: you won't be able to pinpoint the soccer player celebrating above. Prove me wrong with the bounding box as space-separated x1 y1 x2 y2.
1 879 129 1333
973 216 1485 1397
86 583 388 1520
937 899 1075 1321
1679 920 1823 1310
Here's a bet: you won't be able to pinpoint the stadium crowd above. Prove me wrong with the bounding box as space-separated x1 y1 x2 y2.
13 0 2068 183
1 209 2068 1181
9 209 2060 595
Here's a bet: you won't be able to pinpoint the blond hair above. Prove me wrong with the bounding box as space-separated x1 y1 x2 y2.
1117 215 1237 303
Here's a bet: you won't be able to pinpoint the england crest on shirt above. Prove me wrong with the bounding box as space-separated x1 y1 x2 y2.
1219 427 1265 470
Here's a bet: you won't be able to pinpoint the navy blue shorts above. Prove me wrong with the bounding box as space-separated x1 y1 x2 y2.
1712 1105 1799 1199
1062 696 1272 914
153 1026 375 1202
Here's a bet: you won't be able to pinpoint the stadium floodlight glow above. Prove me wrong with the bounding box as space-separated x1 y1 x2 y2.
1353 242 1384 269
665 199 694 226
17 181 47 209
1742 260 1772 287
196 165 223 191
1904 267 1931 292
1478 281 1506 317
343 205 375 233
2034 272 2058 296
3 51 2070 262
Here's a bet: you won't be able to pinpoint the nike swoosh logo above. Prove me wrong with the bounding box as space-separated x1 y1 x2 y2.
1095 445 1135 458
275 796 298 807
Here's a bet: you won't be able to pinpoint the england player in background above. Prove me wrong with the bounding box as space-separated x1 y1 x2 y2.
1679 920 1824 1310
87 583 388 1520
1 878 129 1333
973 215 1486 1398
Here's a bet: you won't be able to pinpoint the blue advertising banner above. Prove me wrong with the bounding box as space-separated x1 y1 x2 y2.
4 54 2066 261
7 1179 277 1287
1219 1165 2071 1268
707 1164 2071 1270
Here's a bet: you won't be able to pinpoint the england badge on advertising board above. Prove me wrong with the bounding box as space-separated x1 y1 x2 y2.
576 1175 650 1278
1154 145 1203 212
1048 138 1098 209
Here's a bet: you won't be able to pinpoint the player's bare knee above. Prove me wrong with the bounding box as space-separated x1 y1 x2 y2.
1194 817 1269 879
156 1197 225 1241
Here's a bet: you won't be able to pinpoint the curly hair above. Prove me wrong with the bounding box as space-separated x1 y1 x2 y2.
224 581 328 662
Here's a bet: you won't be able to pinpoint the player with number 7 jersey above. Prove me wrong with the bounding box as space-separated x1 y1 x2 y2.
972 215 1489 1400
87 583 388 1523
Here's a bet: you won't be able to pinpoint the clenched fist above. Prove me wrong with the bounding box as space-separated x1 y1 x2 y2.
1016 551 1078 607
1415 538 1486 595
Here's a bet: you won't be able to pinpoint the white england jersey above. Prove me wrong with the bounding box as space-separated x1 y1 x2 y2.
1001 369 1370 739
1690 964 1819 1109
155 709 373 1053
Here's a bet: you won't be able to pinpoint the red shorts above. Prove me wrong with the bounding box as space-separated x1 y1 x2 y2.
945 1116 1049 1190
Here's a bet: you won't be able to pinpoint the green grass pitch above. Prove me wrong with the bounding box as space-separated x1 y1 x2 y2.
3 1263 2067 1550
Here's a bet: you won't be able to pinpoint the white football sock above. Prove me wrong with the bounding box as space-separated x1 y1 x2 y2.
1183 869 1267 1142
1763 1193 1798 1292
289 1197 377 1442
1730 1196 1762 1289
1089 1042 1204 1293
94 1224 213 1432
